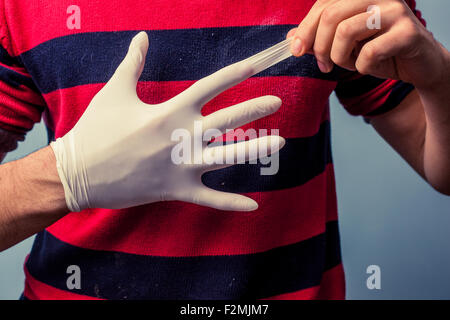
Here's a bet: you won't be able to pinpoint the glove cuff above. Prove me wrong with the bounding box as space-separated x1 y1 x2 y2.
50 134 89 212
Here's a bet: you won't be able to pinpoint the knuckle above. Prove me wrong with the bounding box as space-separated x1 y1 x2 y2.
336 22 353 39
321 6 338 24
298 18 309 30
401 19 421 42
295 30 313 49
313 44 329 60
389 0 408 16
312 0 330 12
355 60 370 75
362 44 377 60
355 65 369 75
330 49 345 66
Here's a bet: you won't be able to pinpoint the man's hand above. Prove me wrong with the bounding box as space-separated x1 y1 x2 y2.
288 0 450 195
287 0 448 91
51 31 285 212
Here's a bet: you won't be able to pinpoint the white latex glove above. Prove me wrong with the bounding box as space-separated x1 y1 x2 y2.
51 32 285 212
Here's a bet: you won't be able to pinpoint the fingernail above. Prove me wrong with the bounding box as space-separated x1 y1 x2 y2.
317 60 330 73
291 38 303 56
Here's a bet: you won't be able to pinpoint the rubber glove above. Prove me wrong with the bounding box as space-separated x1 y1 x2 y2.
51 32 285 212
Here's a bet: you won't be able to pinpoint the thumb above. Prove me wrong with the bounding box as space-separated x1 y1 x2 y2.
111 31 149 87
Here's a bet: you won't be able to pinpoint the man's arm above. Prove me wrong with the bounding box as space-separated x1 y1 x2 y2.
371 65 450 195
0 146 68 251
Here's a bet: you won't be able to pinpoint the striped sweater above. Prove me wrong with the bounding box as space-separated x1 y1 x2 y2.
0 0 423 300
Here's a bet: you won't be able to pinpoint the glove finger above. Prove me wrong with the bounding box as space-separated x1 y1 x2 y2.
201 135 285 170
180 187 258 211
110 31 149 91
202 95 281 133
173 60 255 109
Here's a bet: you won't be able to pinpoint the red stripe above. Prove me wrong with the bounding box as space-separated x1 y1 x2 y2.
0 82 44 133
317 263 346 300
262 264 345 300
23 257 102 300
0 81 44 106
46 164 337 257
339 79 395 116
43 76 334 138
6 0 315 55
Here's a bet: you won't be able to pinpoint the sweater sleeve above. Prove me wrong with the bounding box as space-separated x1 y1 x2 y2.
0 0 46 152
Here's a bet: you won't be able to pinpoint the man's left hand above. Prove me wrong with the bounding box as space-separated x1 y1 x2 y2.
288 0 449 91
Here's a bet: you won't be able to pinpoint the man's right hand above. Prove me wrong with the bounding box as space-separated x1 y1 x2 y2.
51 31 285 212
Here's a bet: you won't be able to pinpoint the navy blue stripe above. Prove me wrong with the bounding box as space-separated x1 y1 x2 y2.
25 221 341 300
335 75 386 99
202 121 332 193
20 26 345 94
365 81 415 117
0 65 38 90
0 45 21 67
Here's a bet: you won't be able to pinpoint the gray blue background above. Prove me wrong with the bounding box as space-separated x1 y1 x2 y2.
1 0 449 300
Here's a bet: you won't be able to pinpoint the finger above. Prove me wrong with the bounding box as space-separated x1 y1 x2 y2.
182 187 259 211
287 28 314 55
355 25 409 77
202 96 282 133
290 0 340 57
110 31 149 91
330 11 381 71
286 28 297 39
202 135 285 171
174 60 255 109
313 1 372 73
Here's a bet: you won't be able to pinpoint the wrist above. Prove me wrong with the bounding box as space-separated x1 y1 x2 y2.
14 146 69 218
415 43 450 95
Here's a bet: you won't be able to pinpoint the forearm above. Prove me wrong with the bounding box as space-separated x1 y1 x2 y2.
417 46 450 194
0 146 68 251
